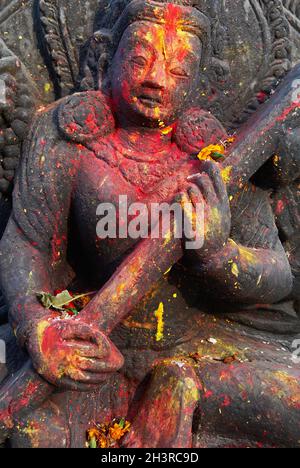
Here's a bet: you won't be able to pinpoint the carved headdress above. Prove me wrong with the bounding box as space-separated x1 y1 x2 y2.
111 0 211 61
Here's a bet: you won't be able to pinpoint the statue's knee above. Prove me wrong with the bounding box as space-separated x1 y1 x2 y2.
125 358 200 448
10 401 69 448
150 358 201 406
152 357 199 379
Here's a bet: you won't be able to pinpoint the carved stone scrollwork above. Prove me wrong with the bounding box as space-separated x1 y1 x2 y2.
0 40 38 198
224 0 292 128
39 0 80 96
282 0 300 33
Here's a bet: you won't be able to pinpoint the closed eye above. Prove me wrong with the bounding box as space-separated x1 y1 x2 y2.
132 56 148 67
169 67 189 78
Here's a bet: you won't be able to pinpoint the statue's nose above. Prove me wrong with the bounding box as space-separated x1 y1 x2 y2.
144 61 167 90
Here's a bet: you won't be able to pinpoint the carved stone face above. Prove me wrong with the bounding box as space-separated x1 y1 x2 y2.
110 17 202 127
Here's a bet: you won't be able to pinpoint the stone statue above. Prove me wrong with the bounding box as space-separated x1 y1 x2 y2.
0 0 299 448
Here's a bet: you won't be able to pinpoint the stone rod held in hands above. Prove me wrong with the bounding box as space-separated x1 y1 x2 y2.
189 63 300 195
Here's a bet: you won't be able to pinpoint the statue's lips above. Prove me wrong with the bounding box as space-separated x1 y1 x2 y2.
138 94 163 108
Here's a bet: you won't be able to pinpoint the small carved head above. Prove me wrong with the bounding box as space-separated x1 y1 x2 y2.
84 0 211 127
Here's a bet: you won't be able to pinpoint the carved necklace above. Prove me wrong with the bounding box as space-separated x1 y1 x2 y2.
89 132 189 189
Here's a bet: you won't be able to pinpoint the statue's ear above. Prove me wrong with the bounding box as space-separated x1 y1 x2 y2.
57 91 115 144
173 107 227 155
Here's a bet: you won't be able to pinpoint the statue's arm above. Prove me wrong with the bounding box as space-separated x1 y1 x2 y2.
0 108 80 344
194 238 292 305
189 181 293 305
0 216 53 344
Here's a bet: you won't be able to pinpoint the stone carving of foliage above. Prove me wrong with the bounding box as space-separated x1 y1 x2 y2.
39 0 79 96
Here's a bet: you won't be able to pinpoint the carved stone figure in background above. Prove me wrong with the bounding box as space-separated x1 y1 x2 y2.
0 0 299 448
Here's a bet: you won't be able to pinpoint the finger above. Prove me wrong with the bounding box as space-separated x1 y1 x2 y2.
200 160 228 200
18 94 34 109
178 191 198 237
1 88 16 106
59 375 108 390
61 322 100 344
194 174 217 203
0 72 17 90
0 101 15 116
64 341 107 359
177 191 193 214
186 187 205 238
0 88 15 111
75 356 118 374
63 323 111 357
3 86 16 100
65 367 111 385
187 185 204 209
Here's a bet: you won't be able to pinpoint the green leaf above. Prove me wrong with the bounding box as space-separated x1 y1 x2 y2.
119 418 125 429
211 152 224 160
37 290 73 310
37 292 56 309
51 290 74 309
89 436 97 449
37 290 96 311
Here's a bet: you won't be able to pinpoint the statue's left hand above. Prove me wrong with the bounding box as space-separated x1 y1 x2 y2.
180 160 231 258
27 314 124 390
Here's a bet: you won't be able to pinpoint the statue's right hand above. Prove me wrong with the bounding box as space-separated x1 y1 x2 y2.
27 317 124 390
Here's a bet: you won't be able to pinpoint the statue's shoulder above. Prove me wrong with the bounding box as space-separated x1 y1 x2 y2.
174 108 227 155
56 91 115 144
20 91 116 180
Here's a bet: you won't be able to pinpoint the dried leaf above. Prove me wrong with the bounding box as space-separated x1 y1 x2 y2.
51 290 74 309
37 290 96 311
36 292 54 309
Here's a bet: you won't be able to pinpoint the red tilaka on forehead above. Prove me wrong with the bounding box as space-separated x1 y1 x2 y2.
114 0 210 42
112 0 211 67
163 3 182 33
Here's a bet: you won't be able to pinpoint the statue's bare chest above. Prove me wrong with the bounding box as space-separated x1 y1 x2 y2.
71 145 193 272
84 135 192 190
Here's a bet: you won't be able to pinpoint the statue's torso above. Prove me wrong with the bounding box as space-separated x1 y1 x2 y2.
70 131 197 281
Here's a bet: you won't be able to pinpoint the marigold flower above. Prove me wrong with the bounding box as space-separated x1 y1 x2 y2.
197 144 225 161
109 421 131 441
87 419 131 448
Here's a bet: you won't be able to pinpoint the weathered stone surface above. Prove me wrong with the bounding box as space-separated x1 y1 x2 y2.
0 0 299 449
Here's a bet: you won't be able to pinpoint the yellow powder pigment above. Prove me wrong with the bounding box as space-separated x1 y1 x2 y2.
221 166 233 184
154 302 165 342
